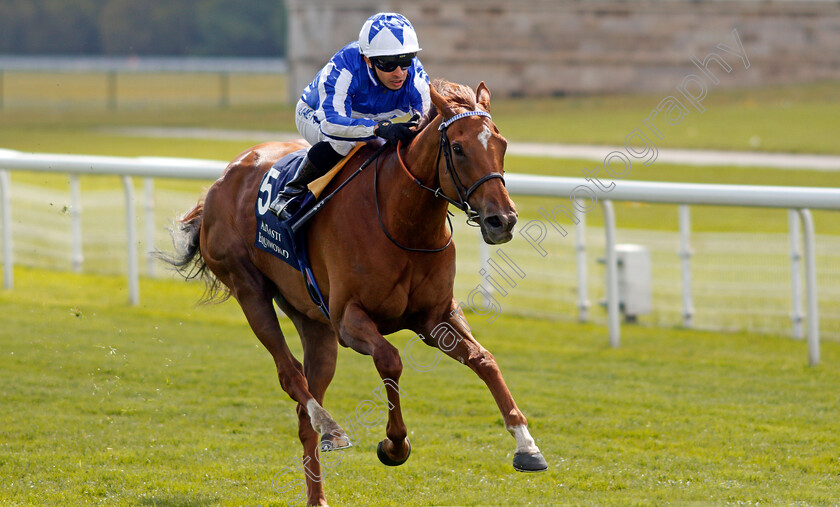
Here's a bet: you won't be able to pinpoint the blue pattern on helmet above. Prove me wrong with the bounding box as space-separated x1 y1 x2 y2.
367 14 409 44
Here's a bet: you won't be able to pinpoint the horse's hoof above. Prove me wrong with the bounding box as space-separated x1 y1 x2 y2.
376 438 411 466
513 451 548 473
319 432 352 453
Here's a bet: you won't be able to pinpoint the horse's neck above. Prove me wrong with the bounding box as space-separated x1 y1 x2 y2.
377 130 450 248
402 116 447 188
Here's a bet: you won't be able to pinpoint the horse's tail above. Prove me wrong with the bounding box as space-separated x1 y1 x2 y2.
156 199 231 303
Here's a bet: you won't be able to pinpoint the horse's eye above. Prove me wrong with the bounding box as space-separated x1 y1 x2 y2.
452 144 464 156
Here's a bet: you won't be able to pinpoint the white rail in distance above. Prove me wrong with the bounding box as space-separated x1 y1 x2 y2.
1 150 838 365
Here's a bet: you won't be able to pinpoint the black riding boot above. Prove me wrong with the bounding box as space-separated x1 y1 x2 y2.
269 155 323 220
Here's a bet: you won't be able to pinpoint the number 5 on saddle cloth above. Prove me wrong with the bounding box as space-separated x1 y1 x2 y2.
254 143 366 319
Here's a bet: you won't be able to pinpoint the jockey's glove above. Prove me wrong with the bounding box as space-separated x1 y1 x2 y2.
375 115 420 145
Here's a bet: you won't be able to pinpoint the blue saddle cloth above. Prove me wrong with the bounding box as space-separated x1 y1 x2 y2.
254 149 330 319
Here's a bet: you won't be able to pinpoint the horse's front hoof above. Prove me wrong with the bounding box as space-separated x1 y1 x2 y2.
320 432 352 453
513 451 548 473
377 438 411 466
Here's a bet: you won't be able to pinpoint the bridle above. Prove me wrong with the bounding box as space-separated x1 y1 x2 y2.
375 109 506 253
433 111 506 226
394 110 505 225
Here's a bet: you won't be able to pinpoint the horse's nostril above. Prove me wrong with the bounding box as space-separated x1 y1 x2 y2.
485 215 503 230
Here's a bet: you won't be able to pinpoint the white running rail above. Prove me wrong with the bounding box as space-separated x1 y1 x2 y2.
1 149 839 365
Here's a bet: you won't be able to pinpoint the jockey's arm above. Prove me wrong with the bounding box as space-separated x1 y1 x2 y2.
409 63 432 118
314 63 378 143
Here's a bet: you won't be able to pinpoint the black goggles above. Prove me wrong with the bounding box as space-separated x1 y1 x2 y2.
370 53 416 72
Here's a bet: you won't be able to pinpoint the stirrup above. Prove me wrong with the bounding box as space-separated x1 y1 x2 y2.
269 153 323 219
270 192 304 220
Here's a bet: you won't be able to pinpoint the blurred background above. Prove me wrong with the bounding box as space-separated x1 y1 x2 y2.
0 0 287 57
2 3 840 504
1 0 839 339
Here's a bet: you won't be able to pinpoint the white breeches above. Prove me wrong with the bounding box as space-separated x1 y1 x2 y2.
295 99 356 157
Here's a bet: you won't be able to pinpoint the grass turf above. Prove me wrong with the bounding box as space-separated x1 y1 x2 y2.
1 266 839 505
1 76 838 153
2 79 839 238
1 77 839 505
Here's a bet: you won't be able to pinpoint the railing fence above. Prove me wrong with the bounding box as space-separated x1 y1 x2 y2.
1 150 839 365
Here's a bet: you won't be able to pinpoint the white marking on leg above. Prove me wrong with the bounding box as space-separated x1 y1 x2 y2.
306 399 329 433
507 424 540 454
306 399 350 448
477 125 492 150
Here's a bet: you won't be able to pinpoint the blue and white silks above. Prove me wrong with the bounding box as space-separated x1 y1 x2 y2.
299 42 431 145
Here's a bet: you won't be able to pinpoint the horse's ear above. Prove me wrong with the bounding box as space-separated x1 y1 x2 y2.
430 84 455 119
476 81 491 112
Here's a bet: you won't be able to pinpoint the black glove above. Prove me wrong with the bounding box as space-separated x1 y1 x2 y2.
374 115 420 144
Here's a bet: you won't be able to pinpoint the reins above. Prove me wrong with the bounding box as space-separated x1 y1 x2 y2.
438 111 505 226
290 142 390 234
396 111 505 227
374 154 455 253
376 109 505 253
293 109 506 254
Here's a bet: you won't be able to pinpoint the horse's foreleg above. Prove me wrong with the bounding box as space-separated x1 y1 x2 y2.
338 301 411 466
422 303 548 472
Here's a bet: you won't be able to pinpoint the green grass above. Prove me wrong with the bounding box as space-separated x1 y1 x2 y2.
1 75 839 153
1 72 839 505
1 266 839 506
492 81 840 153
2 78 838 240
1 77 838 339
0 72 288 112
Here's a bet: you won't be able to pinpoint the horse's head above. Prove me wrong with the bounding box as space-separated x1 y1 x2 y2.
426 80 518 244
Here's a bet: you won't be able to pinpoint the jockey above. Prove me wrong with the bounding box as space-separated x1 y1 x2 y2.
270 12 432 219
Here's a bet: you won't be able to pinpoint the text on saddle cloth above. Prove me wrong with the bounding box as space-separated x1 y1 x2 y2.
252 142 365 318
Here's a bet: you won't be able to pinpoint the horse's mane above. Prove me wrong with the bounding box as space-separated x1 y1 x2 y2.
417 79 478 132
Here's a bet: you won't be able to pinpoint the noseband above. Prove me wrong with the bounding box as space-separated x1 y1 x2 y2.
395 110 505 226
379 110 506 253
435 111 505 225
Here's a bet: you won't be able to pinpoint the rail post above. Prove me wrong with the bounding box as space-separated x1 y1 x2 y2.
122 176 139 305
0 170 12 289
602 200 619 348
797 209 819 366
678 205 694 328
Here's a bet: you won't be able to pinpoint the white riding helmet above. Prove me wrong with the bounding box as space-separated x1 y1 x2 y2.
358 13 421 58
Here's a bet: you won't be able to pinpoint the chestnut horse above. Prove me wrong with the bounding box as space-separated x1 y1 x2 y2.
164 79 547 506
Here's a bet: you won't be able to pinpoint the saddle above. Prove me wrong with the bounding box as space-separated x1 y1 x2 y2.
254 143 365 319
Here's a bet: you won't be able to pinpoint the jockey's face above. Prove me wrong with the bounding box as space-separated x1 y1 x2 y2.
365 57 408 91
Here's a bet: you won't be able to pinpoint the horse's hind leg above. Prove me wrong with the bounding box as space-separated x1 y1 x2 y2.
287 311 346 507
421 303 548 473
206 250 347 442
239 290 347 439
